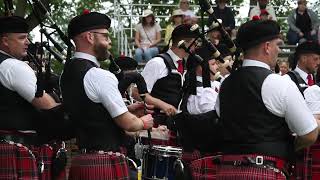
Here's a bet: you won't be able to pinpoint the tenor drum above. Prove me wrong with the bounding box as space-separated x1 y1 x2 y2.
142 145 183 180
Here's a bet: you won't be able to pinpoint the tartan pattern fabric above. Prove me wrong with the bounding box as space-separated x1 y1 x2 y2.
310 143 320 180
31 144 54 180
190 156 218 180
291 148 310 180
292 141 320 180
215 154 287 180
68 152 129 180
182 150 202 165
50 143 67 180
0 142 39 180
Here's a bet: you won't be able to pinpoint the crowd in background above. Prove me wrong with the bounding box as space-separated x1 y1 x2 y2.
133 0 320 63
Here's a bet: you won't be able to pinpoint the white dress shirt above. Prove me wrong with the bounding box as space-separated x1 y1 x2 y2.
74 52 128 118
187 76 220 114
181 9 196 18
249 5 277 21
215 59 317 136
141 49 183 92
304 85 320 115
0 50 37 102
294 66 311 84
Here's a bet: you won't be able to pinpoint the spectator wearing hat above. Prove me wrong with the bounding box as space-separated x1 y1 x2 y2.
61 12 153 180
0 16 59 179
249 0 277 21
134 9 161 63
286 41 320 94
287 0 319 45
215 20 318 179
179 0 198 25
213 0 236 36
164 9 184 46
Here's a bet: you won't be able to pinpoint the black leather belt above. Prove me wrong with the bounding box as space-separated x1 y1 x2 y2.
0 134 37 145
212 156 289 178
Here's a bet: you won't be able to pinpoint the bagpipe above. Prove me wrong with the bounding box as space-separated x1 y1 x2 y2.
3 0 73 137
163 0 243 151
3 1 71 178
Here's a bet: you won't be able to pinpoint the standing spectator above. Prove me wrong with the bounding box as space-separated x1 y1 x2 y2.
179 0 198 25
213 0 235 36
249 0 277 21
134 9 161 62
164 9 184 46
287 0 319 45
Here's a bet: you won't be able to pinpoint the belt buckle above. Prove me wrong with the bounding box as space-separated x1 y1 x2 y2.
255 156 263 165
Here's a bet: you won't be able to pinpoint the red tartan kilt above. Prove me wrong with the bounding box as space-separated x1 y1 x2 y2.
190 156 218 180
291 141 320 180
31 143 67 180
31 145 54 180
68 153 129 180
310 143 320 180
215 154 287 180
0 142 39 180
182 150 202 165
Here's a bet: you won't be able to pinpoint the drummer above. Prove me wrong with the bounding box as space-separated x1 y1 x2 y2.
141 24 198 146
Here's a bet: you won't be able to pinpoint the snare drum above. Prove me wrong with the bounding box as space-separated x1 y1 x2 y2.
142 145 183 180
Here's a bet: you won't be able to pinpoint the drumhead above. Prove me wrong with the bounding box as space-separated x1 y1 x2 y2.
151 145 182 157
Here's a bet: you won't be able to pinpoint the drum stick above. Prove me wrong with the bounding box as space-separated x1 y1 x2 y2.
140 94 152 147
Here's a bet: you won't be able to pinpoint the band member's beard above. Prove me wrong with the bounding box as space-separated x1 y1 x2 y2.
94 43 110 61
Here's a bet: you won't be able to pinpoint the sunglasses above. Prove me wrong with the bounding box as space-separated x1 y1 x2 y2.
90 32 110 39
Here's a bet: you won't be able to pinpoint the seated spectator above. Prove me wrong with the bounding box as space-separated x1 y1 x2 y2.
179 0 198 25
164 9 184 46
134 9 161 62
249 0 276 21
213 0 236 36
287 0 319 45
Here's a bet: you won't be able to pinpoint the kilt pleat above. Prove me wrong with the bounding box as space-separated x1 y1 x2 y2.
291 141 320 180
31 145 53 180
182 150 202 165
0 142 39 180
68 153 129 180
190 156 218 180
